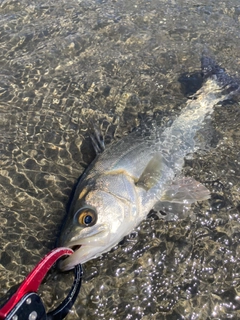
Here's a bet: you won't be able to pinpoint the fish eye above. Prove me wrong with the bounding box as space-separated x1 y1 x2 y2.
75 207 97 227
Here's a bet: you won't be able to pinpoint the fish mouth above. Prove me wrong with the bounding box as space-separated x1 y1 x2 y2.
59 244 82 271
59 225 110 271
70 244 82 252
59 244 104 271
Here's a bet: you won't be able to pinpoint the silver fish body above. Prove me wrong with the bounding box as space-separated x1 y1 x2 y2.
58 57 239 271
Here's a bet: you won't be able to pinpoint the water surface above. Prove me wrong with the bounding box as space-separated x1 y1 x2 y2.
0 0 240 319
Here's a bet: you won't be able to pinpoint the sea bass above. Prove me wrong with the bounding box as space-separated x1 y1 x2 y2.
58 57 239 271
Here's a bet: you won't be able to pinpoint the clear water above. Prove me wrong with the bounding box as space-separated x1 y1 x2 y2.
0 0 240 319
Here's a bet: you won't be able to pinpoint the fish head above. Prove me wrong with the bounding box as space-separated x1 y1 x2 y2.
58 174 138 271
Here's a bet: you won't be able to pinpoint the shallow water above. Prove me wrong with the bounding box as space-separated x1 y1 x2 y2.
0 0 240 319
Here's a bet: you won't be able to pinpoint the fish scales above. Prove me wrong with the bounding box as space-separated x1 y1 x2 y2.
58 57 240 271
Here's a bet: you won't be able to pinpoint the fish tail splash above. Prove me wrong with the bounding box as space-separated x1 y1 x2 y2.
161 57 239 164
201 56 240 99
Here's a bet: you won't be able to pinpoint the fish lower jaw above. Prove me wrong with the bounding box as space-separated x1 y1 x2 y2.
59 243 105 271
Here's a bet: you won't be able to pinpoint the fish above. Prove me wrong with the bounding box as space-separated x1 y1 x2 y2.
58 57 240 271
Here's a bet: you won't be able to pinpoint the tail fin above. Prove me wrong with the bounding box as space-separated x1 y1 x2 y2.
201 56 240 97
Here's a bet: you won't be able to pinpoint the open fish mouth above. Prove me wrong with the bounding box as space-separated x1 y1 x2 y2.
59 226 110 271
71 244 82 252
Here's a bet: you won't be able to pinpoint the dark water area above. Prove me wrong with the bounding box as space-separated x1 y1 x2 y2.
0 0 240 319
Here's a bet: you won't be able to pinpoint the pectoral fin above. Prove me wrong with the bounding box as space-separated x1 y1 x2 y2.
160 176 210 204
136 153 163 190
153 176 210 220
